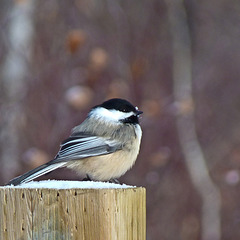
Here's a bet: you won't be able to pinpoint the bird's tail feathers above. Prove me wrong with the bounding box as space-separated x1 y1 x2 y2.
7 162 67 186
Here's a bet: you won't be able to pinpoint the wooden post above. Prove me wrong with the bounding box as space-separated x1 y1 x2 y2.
0 187 146 240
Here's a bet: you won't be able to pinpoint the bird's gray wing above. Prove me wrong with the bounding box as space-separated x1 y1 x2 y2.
53 132 123 163
7 133 123 186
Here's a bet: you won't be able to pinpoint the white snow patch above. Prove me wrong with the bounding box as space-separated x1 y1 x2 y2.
2 180 135 189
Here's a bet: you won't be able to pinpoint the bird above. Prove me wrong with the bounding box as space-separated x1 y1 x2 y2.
7 98 143 186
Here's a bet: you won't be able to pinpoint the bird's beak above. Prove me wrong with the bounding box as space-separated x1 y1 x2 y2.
136 110 143 116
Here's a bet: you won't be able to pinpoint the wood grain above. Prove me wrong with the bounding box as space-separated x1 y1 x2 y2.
0 187 146 240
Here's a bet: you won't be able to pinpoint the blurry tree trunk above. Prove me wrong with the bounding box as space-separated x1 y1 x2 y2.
1 0 34 183
166 1 221 240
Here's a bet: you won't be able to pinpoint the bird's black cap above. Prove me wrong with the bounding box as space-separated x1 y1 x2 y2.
96 98 139 114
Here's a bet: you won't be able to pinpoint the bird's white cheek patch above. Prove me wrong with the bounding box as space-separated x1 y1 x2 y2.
91 107 134 122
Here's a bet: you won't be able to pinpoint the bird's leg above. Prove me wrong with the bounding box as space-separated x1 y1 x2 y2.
109 178 120 184
82 174 92 181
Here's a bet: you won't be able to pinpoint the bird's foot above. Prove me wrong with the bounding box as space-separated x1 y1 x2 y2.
82 174 92 181
109 178 120 184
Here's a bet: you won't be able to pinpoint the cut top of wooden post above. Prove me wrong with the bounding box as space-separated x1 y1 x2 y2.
0 181 146 240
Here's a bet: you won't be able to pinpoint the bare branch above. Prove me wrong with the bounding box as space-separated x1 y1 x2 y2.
166 1 221 239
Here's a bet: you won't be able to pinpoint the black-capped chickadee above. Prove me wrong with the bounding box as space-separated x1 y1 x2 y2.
7 98 143 186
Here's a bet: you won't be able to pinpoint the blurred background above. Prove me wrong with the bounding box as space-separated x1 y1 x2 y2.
1 0 240 239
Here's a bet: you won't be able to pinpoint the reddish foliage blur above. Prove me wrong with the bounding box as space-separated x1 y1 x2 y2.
1 1 240 239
